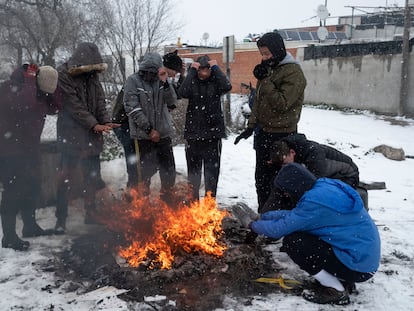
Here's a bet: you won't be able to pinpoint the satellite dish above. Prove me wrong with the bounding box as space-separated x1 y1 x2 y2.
317 26 329 41
316 4 329 20
202 32 210 41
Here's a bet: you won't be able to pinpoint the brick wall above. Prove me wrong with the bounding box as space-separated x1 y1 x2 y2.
179 48 297 92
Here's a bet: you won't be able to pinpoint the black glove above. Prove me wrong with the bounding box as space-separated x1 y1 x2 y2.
234 128 254 145
253 63 268 80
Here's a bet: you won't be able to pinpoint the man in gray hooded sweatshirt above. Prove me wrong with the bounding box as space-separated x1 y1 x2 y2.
123 52 177 202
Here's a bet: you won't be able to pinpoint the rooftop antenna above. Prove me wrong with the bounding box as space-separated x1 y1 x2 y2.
202 32 209 46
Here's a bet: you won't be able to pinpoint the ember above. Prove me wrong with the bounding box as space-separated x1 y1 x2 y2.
98 184 228 270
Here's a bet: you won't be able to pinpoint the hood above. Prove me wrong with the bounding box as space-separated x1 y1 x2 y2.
257 32 287 66
278 52 300 66
314 178 365 214
67 42 107 76
139 52 163 73
274 162 317 203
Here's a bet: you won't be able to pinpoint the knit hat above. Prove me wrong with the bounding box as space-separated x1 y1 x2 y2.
274 163 316 203
37 66 58 94
163 50 183 72
196 55 210 68
257 32 287 65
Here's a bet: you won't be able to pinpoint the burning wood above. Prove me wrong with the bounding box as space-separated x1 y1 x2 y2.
97 183 228 270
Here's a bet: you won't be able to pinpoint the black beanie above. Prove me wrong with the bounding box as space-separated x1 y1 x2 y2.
273 163 316 203
196 55 210 68
257 32 287 65
163 50 183 72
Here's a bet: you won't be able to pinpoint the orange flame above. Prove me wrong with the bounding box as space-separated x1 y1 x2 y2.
100 185 228 270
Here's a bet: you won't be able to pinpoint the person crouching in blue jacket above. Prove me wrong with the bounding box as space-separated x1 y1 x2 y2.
250 163 380 305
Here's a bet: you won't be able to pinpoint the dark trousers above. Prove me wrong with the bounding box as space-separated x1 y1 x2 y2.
281 232 374 283
185 138 222 200
137 137 176 195
255 131 294 213
113 124 139 187
0 155 41 237
55 153 104 222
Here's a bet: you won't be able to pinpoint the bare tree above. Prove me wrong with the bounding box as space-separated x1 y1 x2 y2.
101 0 182 81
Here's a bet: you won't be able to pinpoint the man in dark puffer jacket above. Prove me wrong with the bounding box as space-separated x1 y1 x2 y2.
262 133 368 213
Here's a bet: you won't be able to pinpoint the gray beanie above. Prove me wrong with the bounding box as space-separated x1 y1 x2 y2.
37 66 58 94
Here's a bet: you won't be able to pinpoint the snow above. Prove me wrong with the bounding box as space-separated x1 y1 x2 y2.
1 101 414 310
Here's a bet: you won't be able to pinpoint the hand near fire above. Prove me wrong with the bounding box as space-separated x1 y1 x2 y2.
231 203 259 229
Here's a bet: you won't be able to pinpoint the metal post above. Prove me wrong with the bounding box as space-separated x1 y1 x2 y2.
225 36 232 128
399 0 411 116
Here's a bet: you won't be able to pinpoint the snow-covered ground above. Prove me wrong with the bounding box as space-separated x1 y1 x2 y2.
1 102 414 310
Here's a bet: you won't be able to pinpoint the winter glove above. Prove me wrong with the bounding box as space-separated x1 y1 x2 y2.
253 63 268 80
234 128 254 145
23 63 39 79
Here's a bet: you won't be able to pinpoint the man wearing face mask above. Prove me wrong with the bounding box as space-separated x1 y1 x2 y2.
178 55 232 201
123 52 178 203
234 32 307 213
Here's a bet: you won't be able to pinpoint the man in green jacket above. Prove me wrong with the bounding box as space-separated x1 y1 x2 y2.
234 31 307 213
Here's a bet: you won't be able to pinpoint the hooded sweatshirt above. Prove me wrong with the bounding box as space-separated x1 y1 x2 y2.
123 52 177 140
251 163 381 273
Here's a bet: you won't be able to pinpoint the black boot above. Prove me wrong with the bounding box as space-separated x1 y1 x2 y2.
21 207 58 237
22 222 59 238
2 235 30 251
1 214 30 251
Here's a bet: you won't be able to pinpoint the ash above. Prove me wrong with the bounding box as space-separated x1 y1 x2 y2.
52 216 292 310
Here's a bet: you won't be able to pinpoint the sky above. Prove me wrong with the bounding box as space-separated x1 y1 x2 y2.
1 97 413 310
175 0 407 45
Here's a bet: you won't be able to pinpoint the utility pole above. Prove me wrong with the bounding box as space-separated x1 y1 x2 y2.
399 0 411 116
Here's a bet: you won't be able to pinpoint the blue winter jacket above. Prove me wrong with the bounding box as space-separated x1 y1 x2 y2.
251 178 381 273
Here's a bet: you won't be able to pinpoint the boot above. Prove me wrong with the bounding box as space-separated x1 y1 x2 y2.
2 235 30 251
54 218 66 234
22 222 58 238
1 214 30 251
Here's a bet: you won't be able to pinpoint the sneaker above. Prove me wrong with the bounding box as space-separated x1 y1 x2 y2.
2 235 30 251
302 286 350 305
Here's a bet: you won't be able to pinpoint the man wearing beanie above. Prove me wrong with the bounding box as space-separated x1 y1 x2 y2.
234 31 307 214
56 42 120 232
235 163 381 305
178 55 232 201
0 63 61 251
112 50 183 189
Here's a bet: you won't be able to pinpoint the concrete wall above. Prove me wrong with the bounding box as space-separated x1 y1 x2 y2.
298 47 414 116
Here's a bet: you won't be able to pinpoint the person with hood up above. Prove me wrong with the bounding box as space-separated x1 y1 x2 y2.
123 52 178 202
0 63 61 251
233 163 380 305
234 31 307 214
55 42 119 232
178 55 232 201
262 133 368 213
112 50 183 189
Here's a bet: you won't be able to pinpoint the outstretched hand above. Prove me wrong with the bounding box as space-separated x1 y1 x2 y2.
234 128 254 145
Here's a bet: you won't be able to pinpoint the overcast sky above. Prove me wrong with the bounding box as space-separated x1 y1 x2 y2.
175 0 406 45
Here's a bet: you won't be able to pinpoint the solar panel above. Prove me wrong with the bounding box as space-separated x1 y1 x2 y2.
286 31 300 41
299 31 312 40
